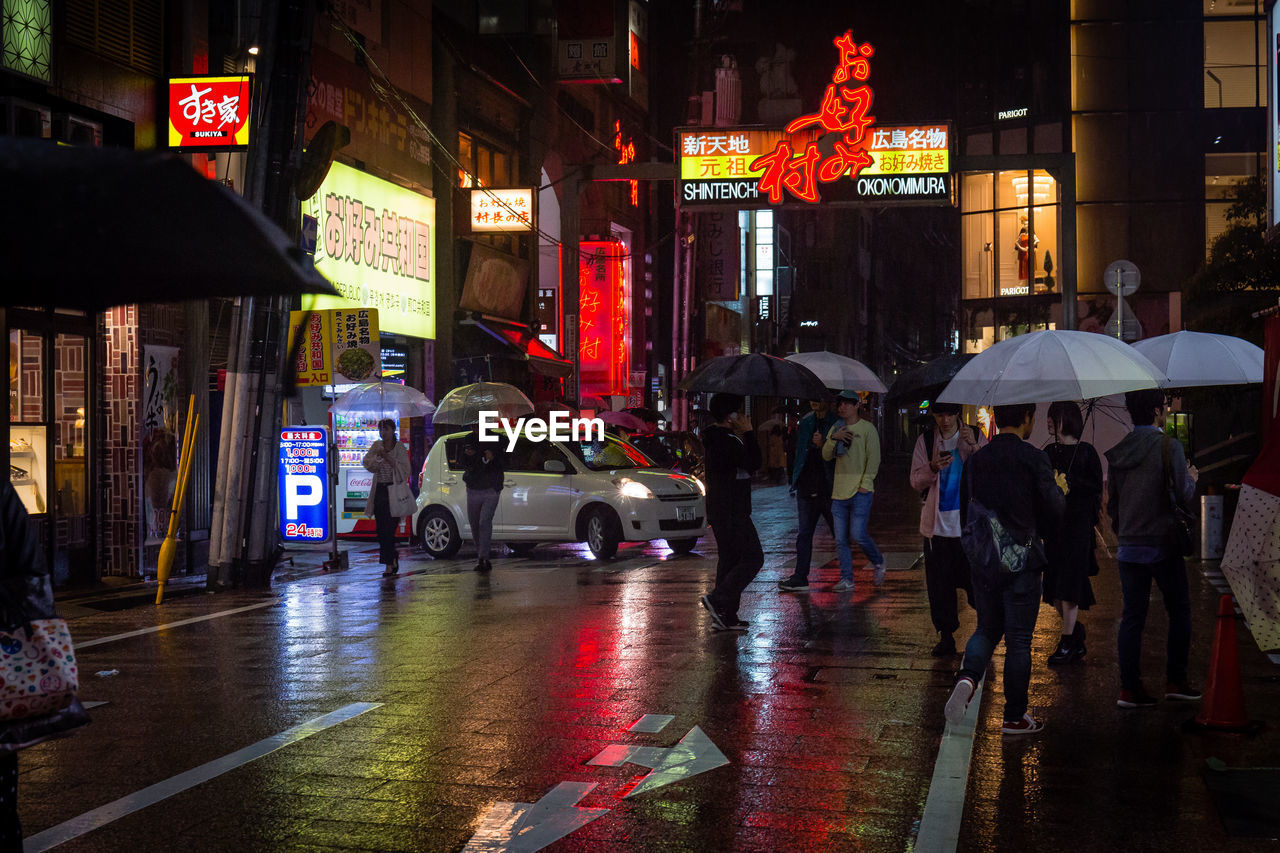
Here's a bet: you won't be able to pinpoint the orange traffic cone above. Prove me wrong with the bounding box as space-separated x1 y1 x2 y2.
1193 594 1251 732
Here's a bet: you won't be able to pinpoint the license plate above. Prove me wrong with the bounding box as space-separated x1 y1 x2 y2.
676 505 694 522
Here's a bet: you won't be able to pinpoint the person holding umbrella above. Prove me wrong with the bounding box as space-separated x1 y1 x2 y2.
823 390 887 591
778 394 839 593
699 393 763 631
363 419 411 576
460 429 506 573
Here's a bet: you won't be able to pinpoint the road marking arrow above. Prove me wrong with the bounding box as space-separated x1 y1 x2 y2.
587 725 729 797
462 781 609 853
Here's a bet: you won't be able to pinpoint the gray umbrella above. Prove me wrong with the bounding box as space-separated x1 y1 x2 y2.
0 137 337 310
678 353 828 399
432 382 535 427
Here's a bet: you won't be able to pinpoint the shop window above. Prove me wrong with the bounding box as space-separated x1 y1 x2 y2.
9 328 45 514
457 132 517 189
1203 19 1265 109
961 169 1060 300
1204 152 1260 255
53 334 87 518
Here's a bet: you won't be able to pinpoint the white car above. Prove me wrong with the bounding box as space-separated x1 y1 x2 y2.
412 431 708 559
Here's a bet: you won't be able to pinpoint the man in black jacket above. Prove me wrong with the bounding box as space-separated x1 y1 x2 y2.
700 393 763 631
1106 388 1200 709
944 403 1066 735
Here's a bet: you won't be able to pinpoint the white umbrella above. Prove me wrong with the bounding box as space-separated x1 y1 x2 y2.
937 329 1167 405
433 381 534 426
329 380 435 419
1131 330 1264 387
784 351 888 393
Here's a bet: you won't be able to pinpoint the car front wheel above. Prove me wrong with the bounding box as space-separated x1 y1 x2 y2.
584 506 621 559
418 507 461 558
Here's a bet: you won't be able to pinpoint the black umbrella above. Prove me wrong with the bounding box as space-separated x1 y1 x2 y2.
0 137 338 310
678 353 828 399
884 354 975 406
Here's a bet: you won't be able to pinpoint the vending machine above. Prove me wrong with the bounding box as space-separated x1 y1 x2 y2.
332 411 410 538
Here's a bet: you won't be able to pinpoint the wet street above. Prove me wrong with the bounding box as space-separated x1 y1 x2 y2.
21 459 1280 852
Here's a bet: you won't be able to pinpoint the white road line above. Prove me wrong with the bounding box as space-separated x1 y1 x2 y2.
916 677 985 853
23 701 382 852
75 600 280 649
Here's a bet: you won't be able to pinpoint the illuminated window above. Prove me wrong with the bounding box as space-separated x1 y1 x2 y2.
1204 152 1261 256
457 132 517 189
2 0 52 82
1203 18 1266 108
960 169 1060 300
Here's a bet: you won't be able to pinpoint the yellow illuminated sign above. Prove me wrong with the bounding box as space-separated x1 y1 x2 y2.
470 188 534 233
301 162 436 340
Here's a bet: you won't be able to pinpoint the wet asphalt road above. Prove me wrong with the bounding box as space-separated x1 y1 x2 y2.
20 459 1280 852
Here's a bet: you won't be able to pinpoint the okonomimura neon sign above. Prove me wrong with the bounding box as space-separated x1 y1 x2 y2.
750 30 876 204
578 240 630 397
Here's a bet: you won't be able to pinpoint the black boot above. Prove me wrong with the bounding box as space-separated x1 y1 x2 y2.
1072 621 1086 661
1047 635 1074 666
931 634 957 657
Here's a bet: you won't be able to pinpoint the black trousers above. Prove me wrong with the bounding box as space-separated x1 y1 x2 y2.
924 536 974 636
373 484 397 565
709 512 764 619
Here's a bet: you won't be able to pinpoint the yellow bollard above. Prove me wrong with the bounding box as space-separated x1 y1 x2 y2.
157 395 198 604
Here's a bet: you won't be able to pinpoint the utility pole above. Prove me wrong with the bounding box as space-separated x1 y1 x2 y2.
208 0 315 588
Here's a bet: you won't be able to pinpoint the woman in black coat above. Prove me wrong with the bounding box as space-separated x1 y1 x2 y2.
1042 401 1102 665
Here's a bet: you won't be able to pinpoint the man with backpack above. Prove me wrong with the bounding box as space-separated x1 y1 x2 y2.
909 402 983 656
943 403 1066 735
778 395 840 593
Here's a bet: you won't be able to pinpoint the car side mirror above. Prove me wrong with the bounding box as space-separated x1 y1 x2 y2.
543 460 567 474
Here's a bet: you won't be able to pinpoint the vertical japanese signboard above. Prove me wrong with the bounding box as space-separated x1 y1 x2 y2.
331 308 381 385
167 75 253 150
697 212 740 300
578 241 629 399
279 427 330 543
290 310 332 387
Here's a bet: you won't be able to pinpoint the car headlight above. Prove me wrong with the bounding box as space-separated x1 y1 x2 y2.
615 477 654 499
690 476 706 496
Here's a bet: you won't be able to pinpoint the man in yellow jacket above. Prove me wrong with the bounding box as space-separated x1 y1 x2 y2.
822 389 885 592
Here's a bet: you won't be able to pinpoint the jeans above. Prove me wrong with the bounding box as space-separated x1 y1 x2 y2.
832 491 883 581
924 536 974 636
467 488 500 560
373 484 398 566
1118 555 1191 690
794 494 834 581
958 569 1042 722
709 512 764 619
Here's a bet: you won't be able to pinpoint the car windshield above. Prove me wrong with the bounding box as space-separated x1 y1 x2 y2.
563 434 654 471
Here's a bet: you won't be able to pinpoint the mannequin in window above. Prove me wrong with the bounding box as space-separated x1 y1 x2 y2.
1015 214 1038 282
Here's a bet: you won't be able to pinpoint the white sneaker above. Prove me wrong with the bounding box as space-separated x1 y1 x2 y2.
872 563 887 586
945 676 976 726
832 578 855 592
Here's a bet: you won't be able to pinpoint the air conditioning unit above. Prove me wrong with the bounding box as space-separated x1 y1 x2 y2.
0 98 51 139
52 114 103 147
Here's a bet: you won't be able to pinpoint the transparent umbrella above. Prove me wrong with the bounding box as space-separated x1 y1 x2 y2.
329 380 435 419
1131 331 1264 387
937 330 1168 405
785 351 888 393
433 381 535 426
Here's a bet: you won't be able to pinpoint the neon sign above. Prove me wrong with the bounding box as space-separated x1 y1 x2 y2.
578 240 629 398
750 31 876 204
614 121 639 207
167 75 253 150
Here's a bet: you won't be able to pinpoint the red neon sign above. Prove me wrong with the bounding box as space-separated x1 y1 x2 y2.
167 75 253 150
578 240 629 398
614 121 639 207
750 31 876 204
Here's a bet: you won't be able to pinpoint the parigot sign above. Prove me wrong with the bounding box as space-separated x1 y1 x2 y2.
279 427 330 542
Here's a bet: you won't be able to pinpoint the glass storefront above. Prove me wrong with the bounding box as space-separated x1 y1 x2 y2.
962 169 1061 300
7 314 94 585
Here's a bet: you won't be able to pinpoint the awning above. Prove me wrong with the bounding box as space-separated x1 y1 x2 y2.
468 316 574 378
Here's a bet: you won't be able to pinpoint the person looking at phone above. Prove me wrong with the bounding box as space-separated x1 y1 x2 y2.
822 389 885 593
910 402 983 656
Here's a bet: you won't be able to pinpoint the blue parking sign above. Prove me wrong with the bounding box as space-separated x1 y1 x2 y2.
279 427 330 542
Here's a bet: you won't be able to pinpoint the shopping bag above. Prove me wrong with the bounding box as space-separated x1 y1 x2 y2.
388 481 417 517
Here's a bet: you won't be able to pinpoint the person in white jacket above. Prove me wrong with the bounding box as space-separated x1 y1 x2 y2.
909 402 983 656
